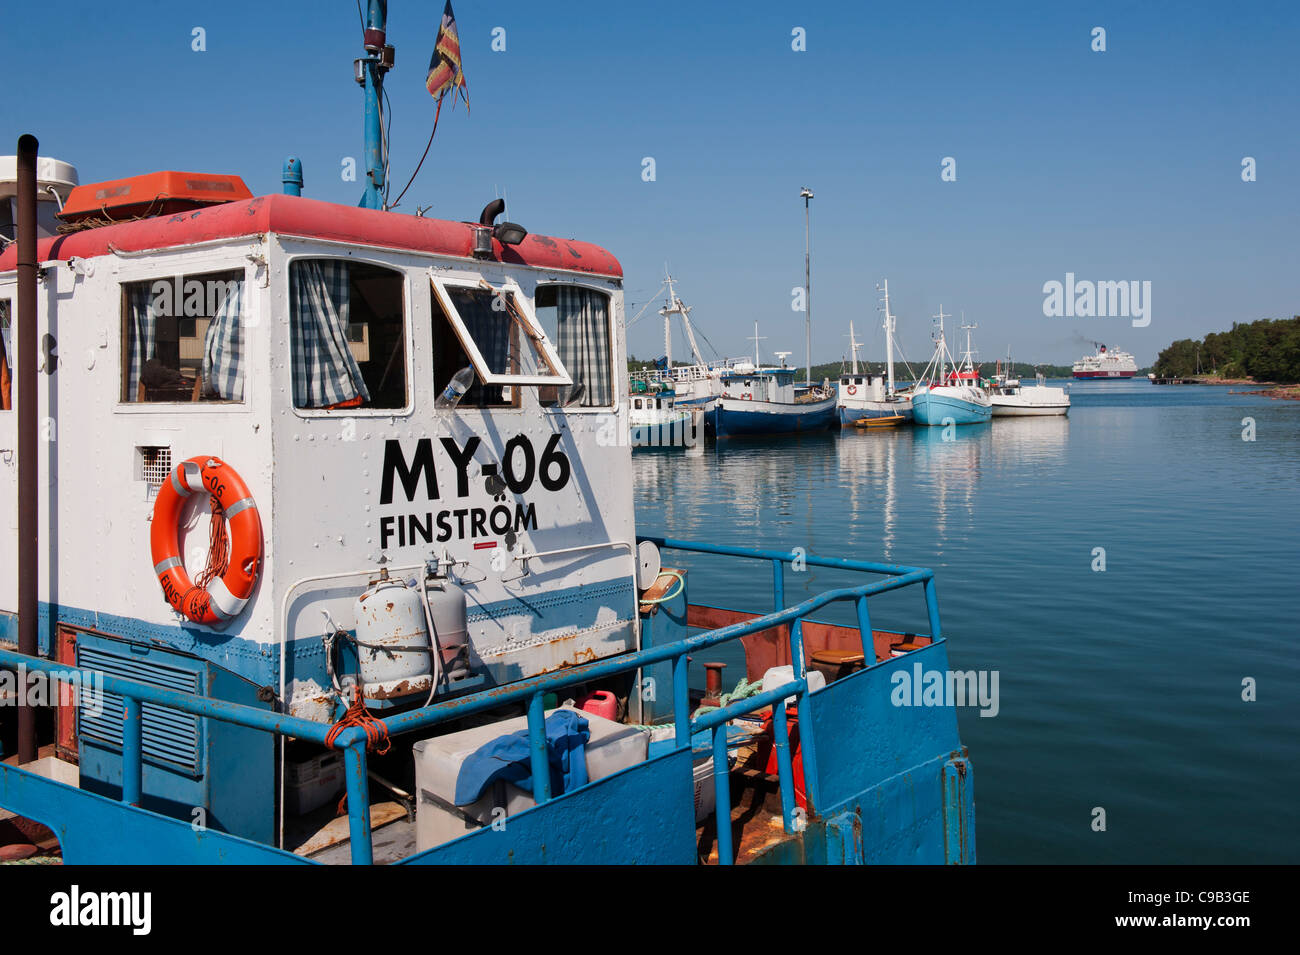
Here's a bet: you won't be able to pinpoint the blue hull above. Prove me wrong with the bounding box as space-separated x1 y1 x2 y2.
711 397 838 439
912 392 992 426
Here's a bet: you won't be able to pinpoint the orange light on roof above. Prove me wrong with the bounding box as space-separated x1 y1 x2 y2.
59 171 252 223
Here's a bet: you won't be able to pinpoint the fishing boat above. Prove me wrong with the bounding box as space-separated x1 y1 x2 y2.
708 327 838 439
911 309 992 426
0 3 973 866
837 280 914 425
1072 342 1137 379
627 381 698 448
987 360 1070 417
628 272 745 409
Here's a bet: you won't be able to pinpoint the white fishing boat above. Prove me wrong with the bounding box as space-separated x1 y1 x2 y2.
987 360 1070 417
911 309 992 426
629 272 744 409
627 382 697 448
838 280 914 425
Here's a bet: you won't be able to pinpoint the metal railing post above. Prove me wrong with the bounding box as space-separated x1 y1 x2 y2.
772 697 796 832
672 653 690 749
924 575 942 640
855 594 876 664
343 741 373 865
771 558 785 612
121 696 142 806
528 691 551 804
789 618 821 814
712 725 733 865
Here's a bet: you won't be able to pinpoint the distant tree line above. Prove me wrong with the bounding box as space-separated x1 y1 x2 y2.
1153 316 1300 382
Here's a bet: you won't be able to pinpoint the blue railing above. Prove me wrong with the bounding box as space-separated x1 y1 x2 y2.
0 538 941 866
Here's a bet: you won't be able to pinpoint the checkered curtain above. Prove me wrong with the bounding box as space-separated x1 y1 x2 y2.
124 283 156 401
201 280 244 400
290 260 370 407
556 286 610 406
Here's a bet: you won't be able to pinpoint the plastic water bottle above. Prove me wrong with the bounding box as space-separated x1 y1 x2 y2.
435 366 475 409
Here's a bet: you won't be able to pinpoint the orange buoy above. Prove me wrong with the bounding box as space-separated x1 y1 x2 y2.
150 456 262 626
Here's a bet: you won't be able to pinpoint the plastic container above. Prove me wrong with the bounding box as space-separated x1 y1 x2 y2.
285 751 344 815
576 690 618 721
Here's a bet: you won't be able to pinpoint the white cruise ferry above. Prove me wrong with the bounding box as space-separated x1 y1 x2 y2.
1071 343 1137 379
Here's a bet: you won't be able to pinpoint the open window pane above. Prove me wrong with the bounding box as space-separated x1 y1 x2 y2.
431 278 570 388
121 270 244 403
290 260 407 410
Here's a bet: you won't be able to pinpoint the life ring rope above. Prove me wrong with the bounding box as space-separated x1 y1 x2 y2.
150 455 263 626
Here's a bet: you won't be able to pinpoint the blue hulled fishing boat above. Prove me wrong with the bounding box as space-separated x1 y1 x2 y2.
0 2 973 866
911 308 992 426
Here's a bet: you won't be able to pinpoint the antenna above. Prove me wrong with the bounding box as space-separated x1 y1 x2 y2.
774 350 793 368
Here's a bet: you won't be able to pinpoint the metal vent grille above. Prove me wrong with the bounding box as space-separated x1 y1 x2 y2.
137 446 172 500
77 646 204 777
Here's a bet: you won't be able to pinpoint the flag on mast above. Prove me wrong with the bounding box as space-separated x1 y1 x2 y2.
425 1 469 110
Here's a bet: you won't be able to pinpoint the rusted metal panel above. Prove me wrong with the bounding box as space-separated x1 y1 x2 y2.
684 604 931 683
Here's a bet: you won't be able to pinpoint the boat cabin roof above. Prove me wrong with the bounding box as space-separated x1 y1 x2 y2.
0 193 623 278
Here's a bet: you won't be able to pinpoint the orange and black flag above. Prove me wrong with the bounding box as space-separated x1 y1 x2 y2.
426 1 469 110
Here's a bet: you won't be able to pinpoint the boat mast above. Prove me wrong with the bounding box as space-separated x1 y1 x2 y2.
748 322 767 368
358 0 392 209
878 280 896 394
848 321 860 375
959 315 978 376
932 305 950 384
660 272 675 370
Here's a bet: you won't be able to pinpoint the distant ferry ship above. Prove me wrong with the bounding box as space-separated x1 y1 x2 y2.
1072 343 1137 379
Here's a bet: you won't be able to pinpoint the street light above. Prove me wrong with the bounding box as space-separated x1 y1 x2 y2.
800 187 813 388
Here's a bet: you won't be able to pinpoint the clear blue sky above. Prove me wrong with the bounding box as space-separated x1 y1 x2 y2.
4 1 1296 367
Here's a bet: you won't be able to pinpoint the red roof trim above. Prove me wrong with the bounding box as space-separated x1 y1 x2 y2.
0 193 623 279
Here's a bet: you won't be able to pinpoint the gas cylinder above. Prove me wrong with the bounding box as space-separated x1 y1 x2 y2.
354 571 434 700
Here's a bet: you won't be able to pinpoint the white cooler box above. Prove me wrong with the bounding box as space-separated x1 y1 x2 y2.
414 706 649 851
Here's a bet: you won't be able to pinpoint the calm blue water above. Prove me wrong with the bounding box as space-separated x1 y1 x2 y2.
633 380 1300 863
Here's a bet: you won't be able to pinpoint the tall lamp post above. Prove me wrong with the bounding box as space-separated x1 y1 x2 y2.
800 186 813 387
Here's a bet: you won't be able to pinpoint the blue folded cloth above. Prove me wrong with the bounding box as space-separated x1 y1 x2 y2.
454 710 590 806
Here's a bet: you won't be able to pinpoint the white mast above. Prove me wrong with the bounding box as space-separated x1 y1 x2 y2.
932 305 950 384
847 321 861 375
659 269 706 370
959 313 978 376
747 322 767 368
878 280 896 395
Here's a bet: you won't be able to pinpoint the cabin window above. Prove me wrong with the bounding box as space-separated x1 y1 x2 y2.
430 277 571 409
534 285 613 408
120 270 245 403
0 298 11 410
290 260 407 410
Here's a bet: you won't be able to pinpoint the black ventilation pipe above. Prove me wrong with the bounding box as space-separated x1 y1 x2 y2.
16 135 38 764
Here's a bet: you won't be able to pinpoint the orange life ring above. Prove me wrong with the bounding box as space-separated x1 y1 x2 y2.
150 455 263 626
846 385 857 395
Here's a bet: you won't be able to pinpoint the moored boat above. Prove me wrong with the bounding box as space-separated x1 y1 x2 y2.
988 365 1070 417
0 2 974 867
838 280 914 425
911 308 992 426
709 344 838 439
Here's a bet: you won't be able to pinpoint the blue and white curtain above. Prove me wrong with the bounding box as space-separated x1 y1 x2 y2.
124 283 157 401
290 260 370 408
556 286 611 406
201 280 244 400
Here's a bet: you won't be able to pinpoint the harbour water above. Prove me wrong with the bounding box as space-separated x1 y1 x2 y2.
633 380 1299 863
